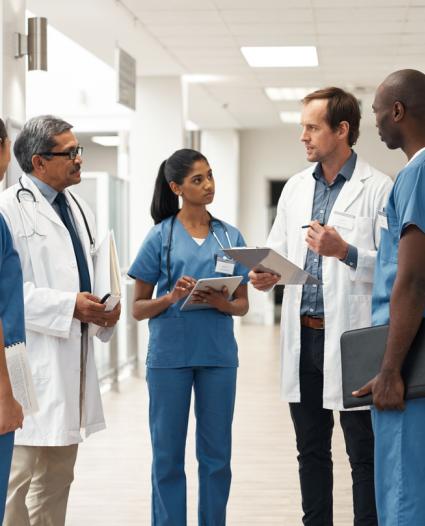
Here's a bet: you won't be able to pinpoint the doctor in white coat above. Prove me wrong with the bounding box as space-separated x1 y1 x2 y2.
0 115 120 526
250 88 393 526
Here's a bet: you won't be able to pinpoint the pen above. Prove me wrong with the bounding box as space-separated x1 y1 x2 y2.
301 223 325 228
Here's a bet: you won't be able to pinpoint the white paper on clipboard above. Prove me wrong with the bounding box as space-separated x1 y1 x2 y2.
93 230 121 311
180 275 243 311
223 247 320 285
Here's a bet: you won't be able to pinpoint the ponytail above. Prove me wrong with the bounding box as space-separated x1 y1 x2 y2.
150 149 209 224
150 160 179 224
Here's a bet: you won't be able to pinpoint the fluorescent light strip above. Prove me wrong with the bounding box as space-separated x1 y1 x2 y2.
241 46 318 68
265 87 319 101
280 111 301 124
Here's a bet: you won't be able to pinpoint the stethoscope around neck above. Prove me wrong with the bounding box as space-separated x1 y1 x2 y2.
166 212 233 293
16 175 96 255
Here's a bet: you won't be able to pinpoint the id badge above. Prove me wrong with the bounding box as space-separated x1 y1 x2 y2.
215 256 236 275
377 210 388 231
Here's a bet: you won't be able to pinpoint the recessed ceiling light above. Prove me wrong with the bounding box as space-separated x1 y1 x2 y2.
241 46 318 68
265 87 319 101
183 74 228 84
91 135 120 147
280 111 301 124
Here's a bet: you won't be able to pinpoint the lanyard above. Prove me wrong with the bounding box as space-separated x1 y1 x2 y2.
166 213 232 293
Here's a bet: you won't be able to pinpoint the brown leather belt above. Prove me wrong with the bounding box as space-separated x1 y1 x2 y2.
300 315 325 330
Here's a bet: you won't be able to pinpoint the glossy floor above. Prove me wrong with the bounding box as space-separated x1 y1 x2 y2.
66 325 354 525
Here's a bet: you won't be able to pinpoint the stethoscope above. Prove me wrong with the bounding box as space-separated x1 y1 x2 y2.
166 213 233 293
16 176 96 255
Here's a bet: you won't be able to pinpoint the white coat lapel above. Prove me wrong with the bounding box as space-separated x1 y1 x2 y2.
299 169 317 265
20 174 65 230
65 189 95 285
329 156 371 216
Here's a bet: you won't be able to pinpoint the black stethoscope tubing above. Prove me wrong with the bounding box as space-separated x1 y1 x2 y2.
166 213 233 293
16 176 95 253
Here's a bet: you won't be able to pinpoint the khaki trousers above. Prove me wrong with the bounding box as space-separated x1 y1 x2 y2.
4 444 78 526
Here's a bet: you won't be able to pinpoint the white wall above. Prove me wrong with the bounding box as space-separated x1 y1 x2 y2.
239 124 406 324
0 0 26 123
201 129 239 227
129 76 184 258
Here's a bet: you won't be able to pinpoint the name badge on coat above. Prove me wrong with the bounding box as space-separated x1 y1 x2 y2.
377 210 388 231
330 211 355 230
215 256 235 275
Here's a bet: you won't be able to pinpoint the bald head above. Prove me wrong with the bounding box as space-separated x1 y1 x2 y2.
379 69 425 120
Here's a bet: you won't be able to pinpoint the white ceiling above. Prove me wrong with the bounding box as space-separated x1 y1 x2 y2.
28 0 425 129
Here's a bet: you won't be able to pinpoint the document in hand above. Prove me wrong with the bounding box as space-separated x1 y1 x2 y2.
223 247 320 285
341 321 425 409
93 230 121 312
5 342 39 415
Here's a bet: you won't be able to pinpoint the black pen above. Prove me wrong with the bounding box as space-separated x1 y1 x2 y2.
301 223 325 228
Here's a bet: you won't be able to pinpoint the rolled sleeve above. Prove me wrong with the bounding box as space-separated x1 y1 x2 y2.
341 244 358 269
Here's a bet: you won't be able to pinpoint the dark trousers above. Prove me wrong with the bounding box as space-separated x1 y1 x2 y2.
289 326 377 526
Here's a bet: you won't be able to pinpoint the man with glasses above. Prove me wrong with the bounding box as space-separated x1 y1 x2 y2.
0 115 120 526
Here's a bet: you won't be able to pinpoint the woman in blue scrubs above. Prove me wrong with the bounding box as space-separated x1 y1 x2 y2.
0 118 25 524
129 148 249 525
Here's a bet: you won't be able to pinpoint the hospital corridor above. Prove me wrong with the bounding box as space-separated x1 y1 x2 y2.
66 325 354 525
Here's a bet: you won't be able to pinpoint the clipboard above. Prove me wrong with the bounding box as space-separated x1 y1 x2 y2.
93 230 121 311
180 275 243 311
223 247 320 285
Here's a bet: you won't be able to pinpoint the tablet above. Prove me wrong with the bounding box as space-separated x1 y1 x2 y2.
180 276 243 312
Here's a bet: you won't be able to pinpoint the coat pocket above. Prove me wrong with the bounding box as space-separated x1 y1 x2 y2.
348 294 372 330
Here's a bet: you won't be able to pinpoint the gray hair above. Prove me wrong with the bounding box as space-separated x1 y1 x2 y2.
14 115 73 174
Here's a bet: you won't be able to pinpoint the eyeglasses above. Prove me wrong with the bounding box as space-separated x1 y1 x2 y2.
38 145 84 161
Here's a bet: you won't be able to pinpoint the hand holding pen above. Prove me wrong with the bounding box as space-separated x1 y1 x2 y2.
303 221 349 259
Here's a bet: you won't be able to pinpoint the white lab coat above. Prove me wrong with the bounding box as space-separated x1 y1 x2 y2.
0 174 113 445
267 157 393 410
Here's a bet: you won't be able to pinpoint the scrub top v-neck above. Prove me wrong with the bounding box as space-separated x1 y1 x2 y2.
128 216 249 368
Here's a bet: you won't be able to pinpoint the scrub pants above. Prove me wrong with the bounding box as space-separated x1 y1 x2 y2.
372 398 425 526
0 431 14 524
147 366 237 526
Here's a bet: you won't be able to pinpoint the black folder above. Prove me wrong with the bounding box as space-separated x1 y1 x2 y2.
340 320 425 409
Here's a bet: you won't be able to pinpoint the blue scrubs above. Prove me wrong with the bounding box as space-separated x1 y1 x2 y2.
129 216 248 526
0 214 26 524
371 149 425 526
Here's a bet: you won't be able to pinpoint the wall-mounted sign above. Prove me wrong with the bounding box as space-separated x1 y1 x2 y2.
116 47 136 111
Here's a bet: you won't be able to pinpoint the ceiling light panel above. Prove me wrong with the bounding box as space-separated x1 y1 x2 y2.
265 87 318 101
241 46 318 67
280 111 301 124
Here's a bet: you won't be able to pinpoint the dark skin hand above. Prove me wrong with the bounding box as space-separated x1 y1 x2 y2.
132 278 248 319
189 284 248 316
74 292 121 327
353 225 425 410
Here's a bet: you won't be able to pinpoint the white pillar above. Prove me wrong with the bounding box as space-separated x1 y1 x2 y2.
129 76 184 258
201 129 239 227
129 76 184 359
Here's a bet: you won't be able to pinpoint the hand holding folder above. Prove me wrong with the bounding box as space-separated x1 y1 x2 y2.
93 231 121 312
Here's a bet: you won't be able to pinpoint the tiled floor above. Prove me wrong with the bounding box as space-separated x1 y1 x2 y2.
66 324 354 525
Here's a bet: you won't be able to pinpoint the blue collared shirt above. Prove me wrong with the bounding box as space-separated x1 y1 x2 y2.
300 151 358 318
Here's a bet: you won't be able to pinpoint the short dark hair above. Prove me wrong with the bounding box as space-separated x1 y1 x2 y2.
303 87 361 147
14 115 73 174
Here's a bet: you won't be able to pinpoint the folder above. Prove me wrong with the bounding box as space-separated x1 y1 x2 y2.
223 247 320 285
93 230 121 312
5 342 39 415
340 320 425 408
180 276 243 311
